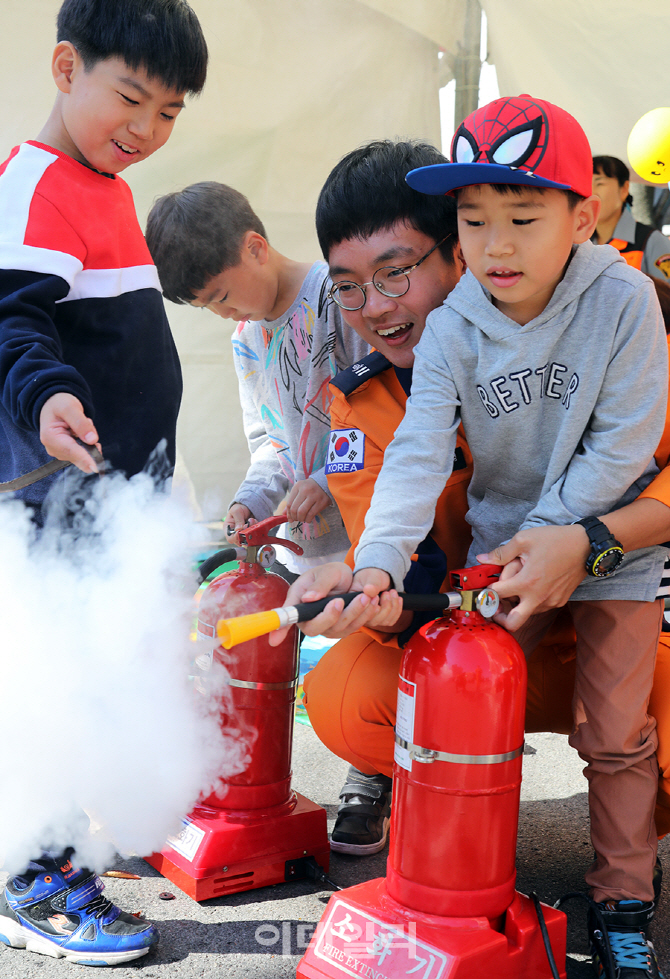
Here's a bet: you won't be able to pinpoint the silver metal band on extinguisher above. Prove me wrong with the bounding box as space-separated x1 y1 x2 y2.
226 677 298 690
394 734 524 765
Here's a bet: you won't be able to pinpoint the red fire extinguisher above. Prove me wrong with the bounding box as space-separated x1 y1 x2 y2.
294 564 567 979
387 563 527 921
145 514 330 901
196 514 303 811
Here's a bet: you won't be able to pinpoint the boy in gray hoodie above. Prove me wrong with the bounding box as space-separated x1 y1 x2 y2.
353 96 668 978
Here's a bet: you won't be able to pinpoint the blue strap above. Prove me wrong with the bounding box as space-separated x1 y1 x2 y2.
61 875 104 911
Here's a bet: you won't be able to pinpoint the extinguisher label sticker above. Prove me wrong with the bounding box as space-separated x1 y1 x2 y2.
166 818 206 862
325 429 365 473
314 898 447 977
394 677 416 773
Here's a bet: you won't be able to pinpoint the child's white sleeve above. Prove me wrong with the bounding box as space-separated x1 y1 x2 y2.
230 339 291 520
230 402 291 520
307 465 333 498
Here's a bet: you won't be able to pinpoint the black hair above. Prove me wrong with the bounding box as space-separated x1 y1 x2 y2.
57 0 208 95
316 140 458 264
453 182 585 210
146 182 267 304
592 155 633 207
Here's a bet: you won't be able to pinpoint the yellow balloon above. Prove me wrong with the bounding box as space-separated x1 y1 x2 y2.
627 107 670 184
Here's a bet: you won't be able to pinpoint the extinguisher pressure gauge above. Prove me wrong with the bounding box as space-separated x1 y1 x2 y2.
475 588 500 618
257 545 276 568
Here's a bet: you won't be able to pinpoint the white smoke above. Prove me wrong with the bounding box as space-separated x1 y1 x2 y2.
0 468 249 875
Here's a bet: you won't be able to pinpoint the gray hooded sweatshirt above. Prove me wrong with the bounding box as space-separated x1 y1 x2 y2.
355 242 668 602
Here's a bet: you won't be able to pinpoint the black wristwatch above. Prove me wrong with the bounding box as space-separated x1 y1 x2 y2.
576 516 625 578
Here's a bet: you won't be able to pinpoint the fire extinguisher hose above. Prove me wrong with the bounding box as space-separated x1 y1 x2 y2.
0 443 104 493
197 547 246 584
216 591 461 649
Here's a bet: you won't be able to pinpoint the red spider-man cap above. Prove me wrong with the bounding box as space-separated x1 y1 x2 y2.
406 95 593 199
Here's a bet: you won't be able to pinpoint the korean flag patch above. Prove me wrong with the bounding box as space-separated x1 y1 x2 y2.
325 428 365 473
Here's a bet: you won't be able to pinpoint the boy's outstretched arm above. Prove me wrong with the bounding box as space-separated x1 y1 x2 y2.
39 393 100 474
230 384 290 524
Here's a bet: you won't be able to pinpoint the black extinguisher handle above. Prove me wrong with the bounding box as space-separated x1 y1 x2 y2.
292 591 460 623
292 592 359 621
197 547 245 584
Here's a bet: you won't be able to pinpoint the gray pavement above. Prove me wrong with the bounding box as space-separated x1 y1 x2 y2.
1 724 668 978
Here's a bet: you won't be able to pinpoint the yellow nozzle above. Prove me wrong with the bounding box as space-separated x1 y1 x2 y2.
216 609 283 649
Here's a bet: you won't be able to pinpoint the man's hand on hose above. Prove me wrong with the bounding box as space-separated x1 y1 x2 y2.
268 562 401 645
350 567 404 629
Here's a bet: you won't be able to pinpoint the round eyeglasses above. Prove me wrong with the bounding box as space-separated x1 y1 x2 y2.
328 235 452 311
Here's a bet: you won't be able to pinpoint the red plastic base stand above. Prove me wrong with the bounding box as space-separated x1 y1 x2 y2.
296 877 567 979
145 791 330 901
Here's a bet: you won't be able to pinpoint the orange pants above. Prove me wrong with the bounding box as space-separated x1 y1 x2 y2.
303 623 670 839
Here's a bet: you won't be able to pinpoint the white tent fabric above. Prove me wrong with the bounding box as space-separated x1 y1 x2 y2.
482 0 670 168
358 0 466 57
2 1 669 513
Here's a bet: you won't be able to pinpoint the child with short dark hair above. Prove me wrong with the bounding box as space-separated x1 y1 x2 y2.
0 0 207 964
354 96 668 978
147 181 369 573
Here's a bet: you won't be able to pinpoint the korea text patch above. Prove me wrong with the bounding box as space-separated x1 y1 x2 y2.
325 429 365 473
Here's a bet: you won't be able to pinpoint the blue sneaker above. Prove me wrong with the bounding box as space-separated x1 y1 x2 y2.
0 859 158 966
588 899 663 978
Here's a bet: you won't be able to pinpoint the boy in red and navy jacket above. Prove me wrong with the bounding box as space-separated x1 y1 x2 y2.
0 0 207 966
0 0 205 522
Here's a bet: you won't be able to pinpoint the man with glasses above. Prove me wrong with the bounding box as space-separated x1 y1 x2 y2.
289 140 472 855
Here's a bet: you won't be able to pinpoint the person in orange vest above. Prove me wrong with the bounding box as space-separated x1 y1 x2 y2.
593 155 670 281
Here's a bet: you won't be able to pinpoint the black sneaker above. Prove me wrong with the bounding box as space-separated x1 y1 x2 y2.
588 898 663 978
330 766 392 856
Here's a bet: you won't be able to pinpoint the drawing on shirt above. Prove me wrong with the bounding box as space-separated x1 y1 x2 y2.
233 294 341 540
